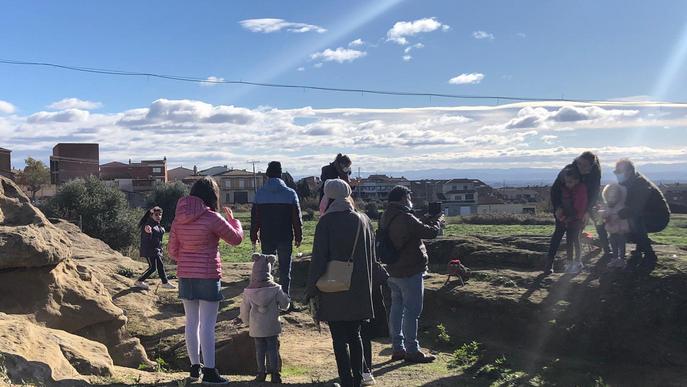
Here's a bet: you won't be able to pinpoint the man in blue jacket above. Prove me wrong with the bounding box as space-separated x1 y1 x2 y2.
251 161 303 297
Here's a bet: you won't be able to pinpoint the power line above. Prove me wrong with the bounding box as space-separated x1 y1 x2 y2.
1 58 686 105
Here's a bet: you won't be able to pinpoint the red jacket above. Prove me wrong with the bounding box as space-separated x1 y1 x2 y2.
168 196 243 279
561 183 588 224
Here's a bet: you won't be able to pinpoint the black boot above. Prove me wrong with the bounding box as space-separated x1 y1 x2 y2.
637 251 657 273
255 372 267 382
202 367 228 384
190 363 203 380
271 372 282 383
625 250 642 271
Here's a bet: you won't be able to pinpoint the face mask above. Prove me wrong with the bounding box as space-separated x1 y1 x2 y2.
616 172 627 183
342 166 351 174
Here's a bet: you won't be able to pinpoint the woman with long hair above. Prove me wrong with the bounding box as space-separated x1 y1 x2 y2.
168 177 244 384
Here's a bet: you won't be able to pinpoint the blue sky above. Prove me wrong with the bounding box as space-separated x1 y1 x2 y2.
1 0 686 175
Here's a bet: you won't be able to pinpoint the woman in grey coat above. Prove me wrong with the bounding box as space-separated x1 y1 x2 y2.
306 179 375 387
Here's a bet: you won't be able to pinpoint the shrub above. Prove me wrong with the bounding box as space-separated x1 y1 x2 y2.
42 176 139 251
436 323 452 345
448 341 481 370
300 196 321 212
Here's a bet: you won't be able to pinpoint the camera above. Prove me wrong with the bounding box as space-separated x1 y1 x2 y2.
428 202 442 216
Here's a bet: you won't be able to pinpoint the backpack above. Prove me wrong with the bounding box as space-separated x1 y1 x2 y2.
375 213 402 265
445 259 471 286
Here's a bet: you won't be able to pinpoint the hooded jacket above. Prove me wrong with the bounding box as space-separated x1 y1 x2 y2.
240 284 290 338
168 195 244 279
380 202 441 278
250 178 303 245
620 172 671 232
551 161 601 213
601 184 630 235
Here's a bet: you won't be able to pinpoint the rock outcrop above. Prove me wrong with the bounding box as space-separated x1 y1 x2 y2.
0 176 152 384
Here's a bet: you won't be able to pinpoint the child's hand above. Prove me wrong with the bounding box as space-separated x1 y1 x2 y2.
232 317 243 326
223 207 234 220
144 225 152 234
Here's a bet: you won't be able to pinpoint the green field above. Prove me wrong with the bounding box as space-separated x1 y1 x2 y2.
164 213 687 263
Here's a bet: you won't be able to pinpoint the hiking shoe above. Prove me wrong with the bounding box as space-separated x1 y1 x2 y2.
637 254 657 273
391 350 406 361
161 282 176 289
254 372 266 382
202 367 228 384
543 263 554 275
607 258 626 269
134 280 149 290
270 372 282 383
362 372 376 385
190 364 203 380
405 350 436 363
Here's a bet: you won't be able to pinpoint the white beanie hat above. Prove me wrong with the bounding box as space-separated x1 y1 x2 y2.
324 178 352 200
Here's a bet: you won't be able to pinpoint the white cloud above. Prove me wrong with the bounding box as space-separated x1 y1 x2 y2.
516 32 527 38
449 73 485 85
47 98 102 110
239 18 326 34
0 100 16 114
297 67 305 72
402 55 413 62
3 99 686 174
541 135 558 144
200 76 225 87
27 109 90 123
310 47 366 63
386 17 449 45
313 63 323 68
472 30 494 40
348 38 365 47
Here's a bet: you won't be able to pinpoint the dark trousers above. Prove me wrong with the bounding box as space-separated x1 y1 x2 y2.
360 321 373 373
254 336 280 373
610 233 627 260
595 222 610 254
329 320 364 387
261 240 293 295
629 214 668 258
138 254 168 283
547 220 582 266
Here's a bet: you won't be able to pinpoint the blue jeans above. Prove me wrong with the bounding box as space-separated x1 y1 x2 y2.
261 240 293 295
254 336 280 373
387 272 424 353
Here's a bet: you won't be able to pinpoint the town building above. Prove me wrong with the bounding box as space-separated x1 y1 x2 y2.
49 143 99 185
100 158 168 192
0 147 13 180
168 166 195 182
355 174 411 201
214 169 267 205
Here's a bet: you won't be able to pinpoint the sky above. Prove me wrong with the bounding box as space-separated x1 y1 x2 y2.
1 0 687 176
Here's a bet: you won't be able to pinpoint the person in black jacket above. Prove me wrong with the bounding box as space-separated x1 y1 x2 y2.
548 152 610 259
319 154 352 201
134 206 175 290
614 159 670 273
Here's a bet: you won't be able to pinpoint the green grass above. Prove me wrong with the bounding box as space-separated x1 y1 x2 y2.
163 213 687 263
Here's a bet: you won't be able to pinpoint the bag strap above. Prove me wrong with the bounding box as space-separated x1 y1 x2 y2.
348 212 363 263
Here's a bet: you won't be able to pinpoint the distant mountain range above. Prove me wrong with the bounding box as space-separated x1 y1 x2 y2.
300 163 687 187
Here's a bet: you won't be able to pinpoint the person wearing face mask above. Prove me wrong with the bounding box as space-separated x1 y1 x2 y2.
380 185 442 364
549 151 610 258
319 154 353 210
613 159 670 273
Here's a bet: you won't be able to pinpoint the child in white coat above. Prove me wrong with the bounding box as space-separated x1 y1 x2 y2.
240 253 290 383
600 184 631 269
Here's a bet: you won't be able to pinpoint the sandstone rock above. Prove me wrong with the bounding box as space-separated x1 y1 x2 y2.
0 313 114 385
0 177 72 270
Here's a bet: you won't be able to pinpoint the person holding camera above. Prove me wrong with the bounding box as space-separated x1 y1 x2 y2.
380 185 443 363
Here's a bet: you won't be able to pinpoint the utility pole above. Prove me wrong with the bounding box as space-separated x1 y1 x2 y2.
248 160 261 193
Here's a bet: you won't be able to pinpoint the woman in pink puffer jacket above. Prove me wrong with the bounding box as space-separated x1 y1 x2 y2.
168 177 243 384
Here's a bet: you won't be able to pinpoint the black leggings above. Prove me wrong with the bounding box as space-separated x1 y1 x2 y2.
547 220 583 265
138 254 168 283
329 320 364 387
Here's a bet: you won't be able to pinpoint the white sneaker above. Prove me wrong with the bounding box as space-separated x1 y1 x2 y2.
134 280 149 290
161 282 176 289
362 372 376 386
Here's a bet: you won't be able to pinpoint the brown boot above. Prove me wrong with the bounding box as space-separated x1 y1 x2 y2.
405 350 436 363
391 349 406 361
